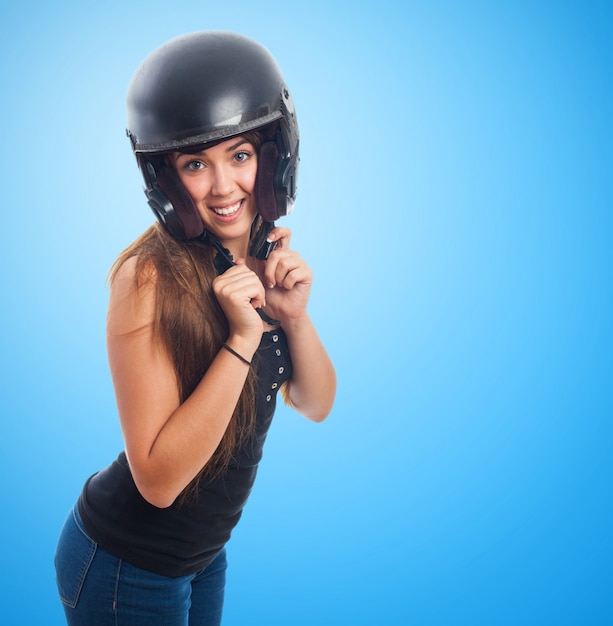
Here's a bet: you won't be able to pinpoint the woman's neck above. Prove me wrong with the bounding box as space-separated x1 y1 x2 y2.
222 236 250 262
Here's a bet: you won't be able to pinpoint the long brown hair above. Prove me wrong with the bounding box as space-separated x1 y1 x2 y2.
108 218 266 500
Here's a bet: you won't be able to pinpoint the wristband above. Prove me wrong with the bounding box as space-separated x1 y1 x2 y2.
222 343 251 366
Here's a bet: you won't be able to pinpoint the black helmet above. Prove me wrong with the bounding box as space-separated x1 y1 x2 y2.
126 31 299 240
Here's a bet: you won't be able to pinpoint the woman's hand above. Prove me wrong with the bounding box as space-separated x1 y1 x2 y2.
213 260 265 345
257 227 312 322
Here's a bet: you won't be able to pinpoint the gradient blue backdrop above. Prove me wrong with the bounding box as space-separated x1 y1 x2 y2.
1 1 611 624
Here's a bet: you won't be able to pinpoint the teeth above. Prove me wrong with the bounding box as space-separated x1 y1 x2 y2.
213 201 241 216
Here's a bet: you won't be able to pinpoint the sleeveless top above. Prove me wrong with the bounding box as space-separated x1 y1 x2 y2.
78 329 292 577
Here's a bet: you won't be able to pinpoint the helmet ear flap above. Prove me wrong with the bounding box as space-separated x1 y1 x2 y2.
254 141 280 222
145 162 204 241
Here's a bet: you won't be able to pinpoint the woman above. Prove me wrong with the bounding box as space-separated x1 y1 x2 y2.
54 31 336 625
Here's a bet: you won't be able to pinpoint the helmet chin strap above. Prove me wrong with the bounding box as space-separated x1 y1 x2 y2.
198 230 280 326
198 230 235 275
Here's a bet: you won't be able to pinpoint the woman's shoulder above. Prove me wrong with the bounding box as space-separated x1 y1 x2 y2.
112 253 157 287
107 254 158 337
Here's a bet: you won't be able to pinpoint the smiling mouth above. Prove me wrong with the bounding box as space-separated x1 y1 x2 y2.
212 200 242 217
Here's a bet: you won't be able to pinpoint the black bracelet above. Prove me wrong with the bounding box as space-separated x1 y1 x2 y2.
222 343 251 366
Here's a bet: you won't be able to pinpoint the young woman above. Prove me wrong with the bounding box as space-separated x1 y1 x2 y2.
54 31 336 625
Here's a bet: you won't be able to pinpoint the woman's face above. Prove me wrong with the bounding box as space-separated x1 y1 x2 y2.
171 136 258 249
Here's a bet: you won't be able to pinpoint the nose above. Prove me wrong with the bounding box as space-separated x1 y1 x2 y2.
210 164 236 197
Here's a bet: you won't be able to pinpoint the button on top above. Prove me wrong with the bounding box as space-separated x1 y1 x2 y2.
272 335 279 342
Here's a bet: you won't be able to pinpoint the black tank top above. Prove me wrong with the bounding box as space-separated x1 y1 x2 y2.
78 329 292 577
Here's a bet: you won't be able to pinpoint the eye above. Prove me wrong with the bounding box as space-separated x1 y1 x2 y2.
182 159 205 172
233 150 252 163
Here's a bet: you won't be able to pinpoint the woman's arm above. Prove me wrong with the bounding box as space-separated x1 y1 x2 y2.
261 228 336 422
281 314 336 422
107 256 264 509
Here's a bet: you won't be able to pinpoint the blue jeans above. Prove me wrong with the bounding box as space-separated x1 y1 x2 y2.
54 505 227 625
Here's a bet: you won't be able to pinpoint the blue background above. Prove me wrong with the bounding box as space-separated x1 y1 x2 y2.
1 1 611 624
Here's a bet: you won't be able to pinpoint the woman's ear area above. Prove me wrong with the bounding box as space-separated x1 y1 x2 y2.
254 141 281 222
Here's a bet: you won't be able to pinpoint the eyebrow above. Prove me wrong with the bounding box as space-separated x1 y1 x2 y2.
176 138 250 159
226 138 250 152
